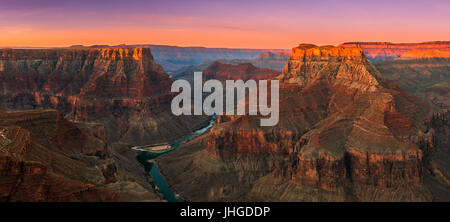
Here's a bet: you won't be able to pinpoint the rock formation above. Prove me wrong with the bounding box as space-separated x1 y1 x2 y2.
70 44 287 73
341 41 450 61
0 47 207 201
0 47 205 145
156 44 443 201
0 109 160 201
146 45 287 73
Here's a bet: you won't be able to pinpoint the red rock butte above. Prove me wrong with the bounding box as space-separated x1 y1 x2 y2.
291 44 364 59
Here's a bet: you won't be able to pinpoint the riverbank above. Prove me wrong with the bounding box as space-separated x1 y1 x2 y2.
132 143 171 152
136 115 217 202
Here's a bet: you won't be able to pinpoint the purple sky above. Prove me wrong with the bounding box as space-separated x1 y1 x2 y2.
1 0 449 48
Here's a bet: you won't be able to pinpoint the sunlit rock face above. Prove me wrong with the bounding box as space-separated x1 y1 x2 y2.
341 41 450 61
157 44 441 201
0 47 208 202
279 44 379 91
0 47 205 145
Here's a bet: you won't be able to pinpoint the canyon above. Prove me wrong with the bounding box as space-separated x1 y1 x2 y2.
156 44 449 201
70 44 288 73
170 52 289 81
0 47 207 201
0 42 448 202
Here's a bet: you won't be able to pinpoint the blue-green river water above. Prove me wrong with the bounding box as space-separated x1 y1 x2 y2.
137 116 216 202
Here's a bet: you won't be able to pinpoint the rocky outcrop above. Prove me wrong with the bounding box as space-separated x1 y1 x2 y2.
0 109 139 201
418 111 450 201
341 41 450 61
157 44 439 201
0 47 205 145
0 47 208 201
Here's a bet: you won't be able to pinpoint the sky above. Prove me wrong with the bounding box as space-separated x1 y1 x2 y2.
0 0 449 49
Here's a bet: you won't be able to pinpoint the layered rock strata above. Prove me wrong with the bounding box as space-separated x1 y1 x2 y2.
157 44 439 201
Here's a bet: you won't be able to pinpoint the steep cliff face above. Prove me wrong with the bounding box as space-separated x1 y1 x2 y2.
0 47 205 145
157 44 439 201
70 44 286 73
341 41 450 61
0 109 160 201
0 47 208 201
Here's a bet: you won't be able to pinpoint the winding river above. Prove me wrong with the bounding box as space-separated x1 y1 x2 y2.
137 115 217 202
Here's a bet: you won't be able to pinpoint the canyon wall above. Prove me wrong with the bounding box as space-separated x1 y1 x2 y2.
0 47 208 201
0 47 206 145
0 109 162 201
70 44 288 73
341 41 450 61
157 44 442 201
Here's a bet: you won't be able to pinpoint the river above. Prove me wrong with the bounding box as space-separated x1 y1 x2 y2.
137 115 217 202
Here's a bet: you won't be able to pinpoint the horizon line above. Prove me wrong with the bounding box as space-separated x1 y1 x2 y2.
1 40 450 50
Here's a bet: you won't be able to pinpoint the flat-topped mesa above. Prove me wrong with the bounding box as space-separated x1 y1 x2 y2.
341 41 450 50
400 49 450 58
0 47 171 102
291 44 365 58
0 47 152 60
280 44 379 91
340 41 450 60
0 47 167 83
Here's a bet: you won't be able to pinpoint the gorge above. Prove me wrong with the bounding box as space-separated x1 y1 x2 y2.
0 43 448 202
156 44 449 201
0 47 207 201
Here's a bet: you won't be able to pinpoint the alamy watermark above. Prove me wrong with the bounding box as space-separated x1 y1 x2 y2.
171 72 279 126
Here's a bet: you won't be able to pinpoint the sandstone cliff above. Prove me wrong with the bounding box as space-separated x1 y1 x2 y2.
70 44 285 73
156 44 443 201
0 109 161 201
0 47 206 145
0 47 208 201
341 41 450 61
